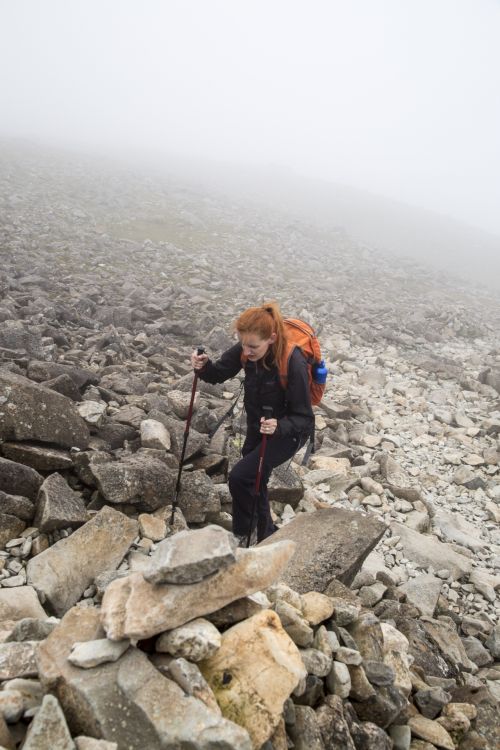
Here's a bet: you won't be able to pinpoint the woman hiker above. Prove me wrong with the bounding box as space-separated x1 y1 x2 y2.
191 301 314 544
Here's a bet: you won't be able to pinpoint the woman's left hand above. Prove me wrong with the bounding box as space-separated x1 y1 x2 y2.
260 417 277 435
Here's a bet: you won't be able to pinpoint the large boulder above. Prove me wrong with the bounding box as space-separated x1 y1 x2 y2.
90 454 176 511
0 370 90 449
27 507 138 617
260 508 386 593
200 609 307 748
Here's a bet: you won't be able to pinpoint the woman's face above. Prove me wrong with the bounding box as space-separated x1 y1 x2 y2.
239 332 276 361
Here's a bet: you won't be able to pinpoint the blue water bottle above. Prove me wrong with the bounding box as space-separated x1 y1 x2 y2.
313 359 328 385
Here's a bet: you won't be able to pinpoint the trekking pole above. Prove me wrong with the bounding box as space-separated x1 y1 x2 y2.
246 405 273 548
170 346 205 525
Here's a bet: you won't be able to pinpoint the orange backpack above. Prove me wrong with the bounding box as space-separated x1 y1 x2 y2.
241 318 326 405
280 318 326 405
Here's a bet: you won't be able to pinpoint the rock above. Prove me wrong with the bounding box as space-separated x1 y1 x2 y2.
484 625 500 659
167 388 199 419
433 510 487 552
33 473 88 532
326 661 351 698
0 513 25 548
420 616 477 673
300 647 332 677
165 657 221 714
5 617 56 642
75 739 118 750
461 636 493 667
27 506 138 616
144 525 237 584
380 454 410 489
0 442 73 471
408 715 455 750
274 600 314 647
90 454 176 512
358 582 387 607
287 705 325 749
468 569 499 603
300 591 334 625
414 687 452 719
43 373 83 401
0 587 47 620
0 642 38 680
77 400 107 426
390 522 472 581
22 694 75 749
350 720 393 749
27 361 97 390
156 618 221 662
315 694 356 749
176 469 221 523
0 689 24 722
200 609 306 749
380 621 413 697
452 466 485 490
0 712 15 750
0 370 90 449
348 665 376 701
400 574 442 616
260 508 386 593
137 513 166 542
68 638 130 668
363 660 395 687
0 458 43 500
350 684 408 729
0 490 35 521
102 540 296 641
389 724 412 750
140 418 171 450
268 462 304 508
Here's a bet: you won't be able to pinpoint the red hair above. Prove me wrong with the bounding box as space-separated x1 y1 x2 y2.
234 301 287 368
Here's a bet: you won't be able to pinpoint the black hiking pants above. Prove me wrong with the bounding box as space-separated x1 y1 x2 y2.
228 430 302 542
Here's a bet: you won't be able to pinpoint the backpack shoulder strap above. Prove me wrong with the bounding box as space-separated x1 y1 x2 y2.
279 340 297 388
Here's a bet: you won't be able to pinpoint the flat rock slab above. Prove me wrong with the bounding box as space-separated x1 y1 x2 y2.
27 506 138 617
101 540 296 641
0 369 90 449
260 508 386 593
144 524 237 584
1 442 73 472
433 510 487 552
390 523 472 581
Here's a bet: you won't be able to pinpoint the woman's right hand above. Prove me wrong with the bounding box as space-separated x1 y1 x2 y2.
191 350 209 370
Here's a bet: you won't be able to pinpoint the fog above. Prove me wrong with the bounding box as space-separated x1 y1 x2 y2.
1 0 500 239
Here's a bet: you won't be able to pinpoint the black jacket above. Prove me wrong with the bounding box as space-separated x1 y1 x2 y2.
197 343 314 439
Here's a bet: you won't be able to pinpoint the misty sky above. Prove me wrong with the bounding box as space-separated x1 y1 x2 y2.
1 1 500 235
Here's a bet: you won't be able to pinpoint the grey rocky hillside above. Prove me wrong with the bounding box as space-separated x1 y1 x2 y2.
0 143 499 750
